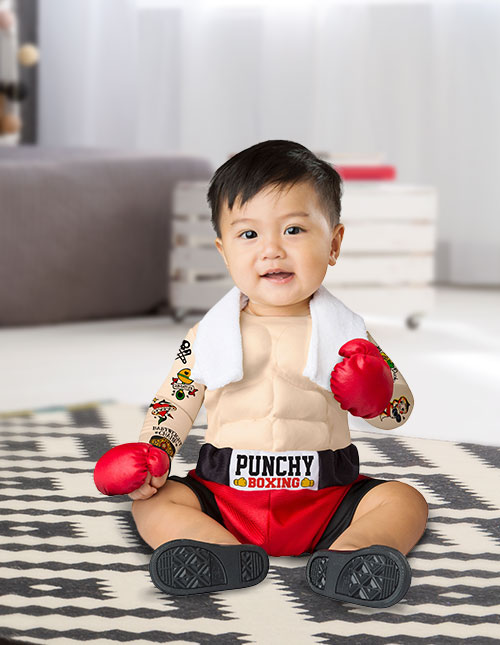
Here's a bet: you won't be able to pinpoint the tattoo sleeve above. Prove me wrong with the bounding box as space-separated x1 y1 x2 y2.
363 331 414 429
138 323 206 458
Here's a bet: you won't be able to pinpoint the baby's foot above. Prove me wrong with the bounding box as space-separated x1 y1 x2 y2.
149 538 269 595
306 544 411 607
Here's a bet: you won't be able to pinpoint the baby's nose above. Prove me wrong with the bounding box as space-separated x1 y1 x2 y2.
261 238 285 255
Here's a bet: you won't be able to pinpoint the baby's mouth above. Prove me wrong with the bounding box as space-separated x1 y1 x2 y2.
261 272 295 282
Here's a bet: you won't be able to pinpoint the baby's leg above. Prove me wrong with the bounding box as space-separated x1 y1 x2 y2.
133 480 268 596
306 481 427 607
328 480 428 554
131 479 241 550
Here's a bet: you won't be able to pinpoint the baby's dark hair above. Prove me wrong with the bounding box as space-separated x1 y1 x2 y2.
207 140 343 238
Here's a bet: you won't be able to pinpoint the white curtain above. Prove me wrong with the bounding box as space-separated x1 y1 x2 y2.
38 0 500 285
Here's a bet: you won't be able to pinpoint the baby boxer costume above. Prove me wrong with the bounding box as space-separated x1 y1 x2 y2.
94 283 413 603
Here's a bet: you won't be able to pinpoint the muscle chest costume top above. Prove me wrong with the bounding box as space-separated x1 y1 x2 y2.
201 310 350 452
137 301 414 483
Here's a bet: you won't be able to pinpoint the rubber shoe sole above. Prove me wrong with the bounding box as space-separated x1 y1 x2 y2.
149 539 269 595
306 544 412 608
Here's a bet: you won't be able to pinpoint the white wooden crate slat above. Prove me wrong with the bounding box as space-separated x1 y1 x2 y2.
171 247 226 272
326 255 434 285
342 187 438 222
172 218 216 243
342 222 436 253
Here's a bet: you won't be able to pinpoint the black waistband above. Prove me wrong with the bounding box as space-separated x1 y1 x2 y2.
194 442 359 489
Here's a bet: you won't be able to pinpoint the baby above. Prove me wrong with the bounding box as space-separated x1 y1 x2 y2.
94 140 428 607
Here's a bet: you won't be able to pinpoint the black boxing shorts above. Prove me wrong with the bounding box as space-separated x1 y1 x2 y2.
169 443 389 557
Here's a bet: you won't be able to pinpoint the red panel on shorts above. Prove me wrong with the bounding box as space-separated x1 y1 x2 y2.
188 469 370 556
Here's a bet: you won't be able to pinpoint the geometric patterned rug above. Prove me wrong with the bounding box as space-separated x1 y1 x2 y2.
0 401 499 644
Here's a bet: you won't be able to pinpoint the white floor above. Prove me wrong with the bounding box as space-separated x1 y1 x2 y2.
1 286 499 447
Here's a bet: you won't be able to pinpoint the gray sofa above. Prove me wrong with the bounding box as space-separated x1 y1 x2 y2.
0 146 213 327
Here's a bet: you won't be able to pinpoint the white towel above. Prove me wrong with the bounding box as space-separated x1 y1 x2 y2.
190 284 368 392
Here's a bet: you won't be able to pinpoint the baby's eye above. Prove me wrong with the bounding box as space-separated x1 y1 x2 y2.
285 226 303 235
240 230 257 240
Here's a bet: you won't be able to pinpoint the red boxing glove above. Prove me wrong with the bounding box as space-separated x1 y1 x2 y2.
330 338 393 418
93 442 171 496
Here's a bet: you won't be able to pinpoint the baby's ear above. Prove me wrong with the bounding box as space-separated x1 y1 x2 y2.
214 238 228 266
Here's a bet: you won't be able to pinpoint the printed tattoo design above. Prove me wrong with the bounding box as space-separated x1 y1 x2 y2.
380 396 411 424
171 368 198 401
150 426 183 454
176 339 192 364
148 398 177 426
149 436 176 457
373 341 399 382
148 426 183 458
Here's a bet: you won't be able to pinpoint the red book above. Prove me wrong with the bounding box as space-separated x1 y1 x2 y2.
333 165 397 181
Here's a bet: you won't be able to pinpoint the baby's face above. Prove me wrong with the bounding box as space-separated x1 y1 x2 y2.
215 181 344 315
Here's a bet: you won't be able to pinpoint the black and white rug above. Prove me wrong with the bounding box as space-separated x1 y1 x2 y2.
1 401 499 644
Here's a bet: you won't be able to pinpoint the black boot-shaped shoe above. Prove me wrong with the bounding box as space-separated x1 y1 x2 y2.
306 544 412 608
149 539 269 595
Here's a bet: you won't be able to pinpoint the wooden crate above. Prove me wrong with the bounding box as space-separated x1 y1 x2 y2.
169 180 437 327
